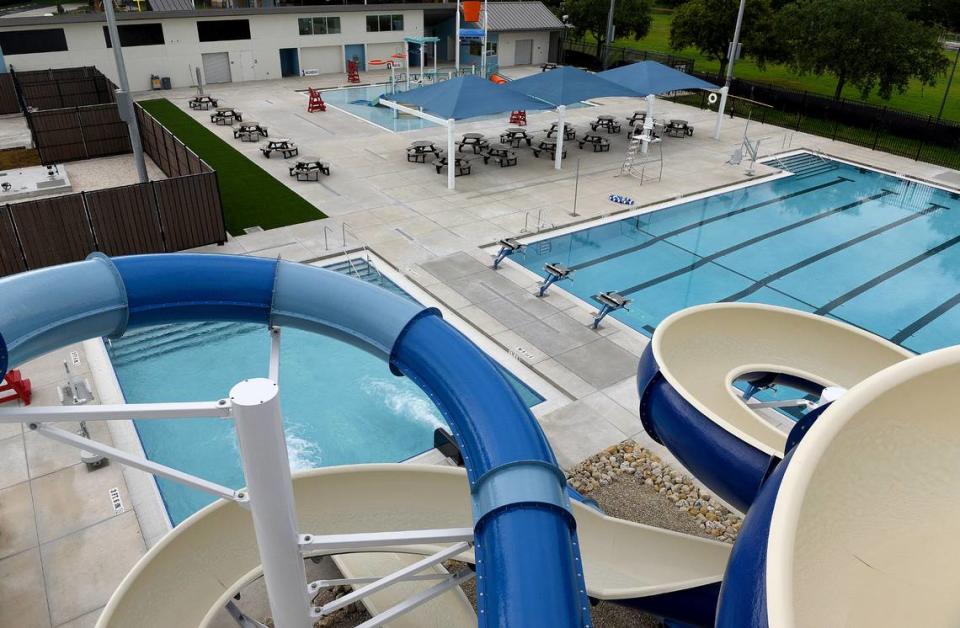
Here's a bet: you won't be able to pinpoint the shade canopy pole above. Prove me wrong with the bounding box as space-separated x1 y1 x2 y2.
447 119 456 190
554 105 566 170
455 2 461 73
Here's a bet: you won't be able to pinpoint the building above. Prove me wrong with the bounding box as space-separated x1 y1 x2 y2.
0 1 564 92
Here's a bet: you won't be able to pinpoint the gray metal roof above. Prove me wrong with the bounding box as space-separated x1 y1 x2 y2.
147 0 194 11
484 2 564 32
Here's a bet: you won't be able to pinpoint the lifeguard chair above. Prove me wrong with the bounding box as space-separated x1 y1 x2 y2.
509 110 527 126
307 88 326 113
346 59 360 83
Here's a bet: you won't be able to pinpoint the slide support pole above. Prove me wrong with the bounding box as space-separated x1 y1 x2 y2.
231 378 311 628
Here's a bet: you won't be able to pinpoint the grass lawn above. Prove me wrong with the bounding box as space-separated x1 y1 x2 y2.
584 12 960 123
139 98 325 235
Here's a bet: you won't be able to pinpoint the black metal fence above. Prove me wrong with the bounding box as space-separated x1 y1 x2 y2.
673 72 960 170
562 38 696 73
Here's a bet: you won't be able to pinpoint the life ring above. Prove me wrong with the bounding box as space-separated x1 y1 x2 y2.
368 59 388 66
708 92 719 105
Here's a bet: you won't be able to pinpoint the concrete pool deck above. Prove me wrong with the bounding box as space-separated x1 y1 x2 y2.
1 66 958 626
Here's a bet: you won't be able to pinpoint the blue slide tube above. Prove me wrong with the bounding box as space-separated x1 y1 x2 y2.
637 344 775 513
0 254 586 628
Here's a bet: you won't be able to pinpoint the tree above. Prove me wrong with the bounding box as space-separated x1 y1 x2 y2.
669 0 782 80
777 0 948 100
564 0 654 60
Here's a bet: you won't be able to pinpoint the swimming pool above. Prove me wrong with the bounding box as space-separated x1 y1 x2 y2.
108 259 543 525
514 152 960 355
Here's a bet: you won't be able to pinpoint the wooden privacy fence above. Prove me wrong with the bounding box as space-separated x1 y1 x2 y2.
136 104 210 177
8 66 116 113
0 173 225 277
29 103 131 164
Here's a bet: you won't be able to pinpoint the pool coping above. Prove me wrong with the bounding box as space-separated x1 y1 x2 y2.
83 252 568 542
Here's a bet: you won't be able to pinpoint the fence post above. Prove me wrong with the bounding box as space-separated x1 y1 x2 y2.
796 92 805 132
915 116 930 161
872 106 884 151
831 100 840 141
76 107 90 160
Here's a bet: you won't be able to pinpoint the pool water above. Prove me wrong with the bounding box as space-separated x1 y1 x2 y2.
516 153 960 355
108 261 542 525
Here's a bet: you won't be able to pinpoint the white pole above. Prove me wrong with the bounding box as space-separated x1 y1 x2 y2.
641 94 655 154
714 0 747 140
405 41 411 90
554 104 565 170
447 119 456 190
104 0 148 184
231 378 311 628
455 3 461 73
481 0 488 78
419 42 425 85
433 41 437 82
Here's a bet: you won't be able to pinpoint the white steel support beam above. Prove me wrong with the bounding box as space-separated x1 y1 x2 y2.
309 574 449 591
299 527 474 552
0 400 231 424
554 105 566 170
231 378 311 628
354 569 475 628
447 119 456 190
33 423 244 503
318 542 471 617
269 327 281 383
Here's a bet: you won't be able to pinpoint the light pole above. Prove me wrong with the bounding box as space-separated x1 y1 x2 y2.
936 43 959 123
603 0 616 69
713 0 747 140
103 0 148 183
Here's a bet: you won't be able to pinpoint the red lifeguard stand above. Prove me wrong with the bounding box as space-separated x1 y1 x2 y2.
307 88 326 113
346 60 360 84
0 369 31 406
509 110 527 126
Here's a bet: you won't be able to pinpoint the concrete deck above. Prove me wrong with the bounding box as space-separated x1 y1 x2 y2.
1 66 957 626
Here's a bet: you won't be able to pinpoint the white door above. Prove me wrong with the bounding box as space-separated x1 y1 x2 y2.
514 39 533 66
300 46 342 75
238 50 256 82
201 52 231 84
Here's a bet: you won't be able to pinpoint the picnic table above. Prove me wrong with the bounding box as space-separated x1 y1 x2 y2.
627 111 646 126
546 122 576 141
433 151 474 176
210 107 241 125
189 95 218 110
260 138 298 159
234 121 268 141
531 137 567 160
406 140 439 163
457 133 489 154
590 115 621 134
482 143 518 167
578 132 610 152
288 156 330 180
540 63 558 72
500 127 532 147
665 119 694 137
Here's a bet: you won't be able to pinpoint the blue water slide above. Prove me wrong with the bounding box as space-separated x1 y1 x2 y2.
0 253 587 628
637 344 776 513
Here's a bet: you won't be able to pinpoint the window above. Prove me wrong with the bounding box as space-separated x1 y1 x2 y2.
366 14 403 32
197 20 251 42
103 23 164 48
0 28 67 55
298 16 340 36
468 40 497 56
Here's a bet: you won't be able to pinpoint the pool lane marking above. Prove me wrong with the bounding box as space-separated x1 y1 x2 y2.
565 176 851 272
617 189 897 297
721 202 947 302
815 231 960 316
890 291 960 345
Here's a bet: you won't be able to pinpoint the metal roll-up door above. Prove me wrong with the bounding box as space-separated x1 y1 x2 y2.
201 52 232 84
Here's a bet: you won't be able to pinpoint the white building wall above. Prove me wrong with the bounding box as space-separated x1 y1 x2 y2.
0 10 424 91
496 31 550 68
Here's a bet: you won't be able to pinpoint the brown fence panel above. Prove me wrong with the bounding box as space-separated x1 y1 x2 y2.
13 67 116 110
0 74 20 115
0 205 27 277
173 140 190 178
77 104 129 158
154 173 225 251
8 194 94 267
85 183 165 256
29 109 87 163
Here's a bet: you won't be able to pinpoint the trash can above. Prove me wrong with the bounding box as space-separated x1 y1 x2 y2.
161 77 172 89
150 74 161 90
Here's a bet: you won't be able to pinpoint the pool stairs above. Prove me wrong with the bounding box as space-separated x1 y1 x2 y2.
770 152 838 178
108 258 401 365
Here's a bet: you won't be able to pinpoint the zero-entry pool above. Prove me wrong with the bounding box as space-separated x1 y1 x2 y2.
514 152 960 355
108 258 543 525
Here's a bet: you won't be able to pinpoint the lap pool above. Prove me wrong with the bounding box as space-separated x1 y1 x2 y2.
108 259 542 525
514 152 960 355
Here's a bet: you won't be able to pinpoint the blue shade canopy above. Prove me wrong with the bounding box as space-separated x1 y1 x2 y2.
506 65 641 106
382 75 553 120
599 60 718 96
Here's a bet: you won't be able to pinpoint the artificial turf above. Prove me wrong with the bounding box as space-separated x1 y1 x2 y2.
139 98 325 235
